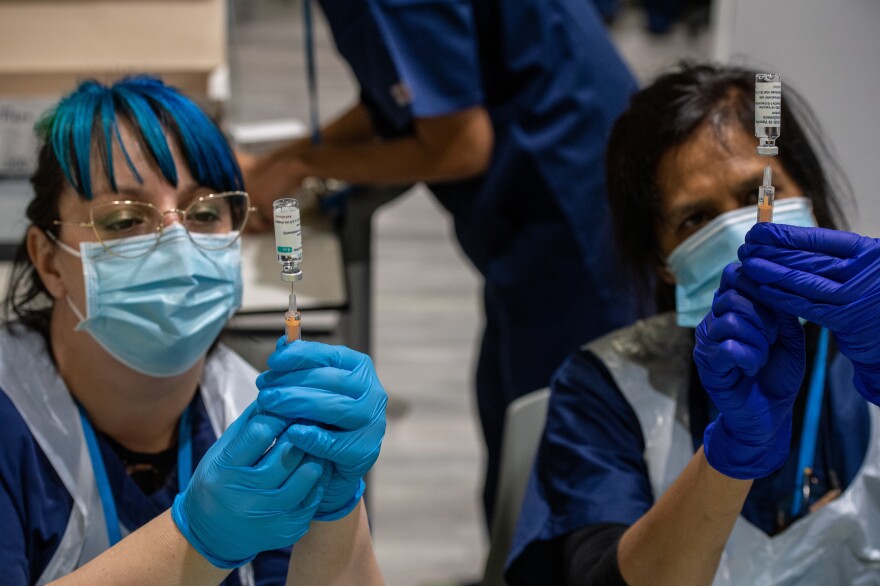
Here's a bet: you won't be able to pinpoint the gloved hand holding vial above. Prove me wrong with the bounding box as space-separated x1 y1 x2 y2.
273 198 303 342
755 73 781 223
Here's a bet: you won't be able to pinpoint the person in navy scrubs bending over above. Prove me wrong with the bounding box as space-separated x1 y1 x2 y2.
243 0 643 526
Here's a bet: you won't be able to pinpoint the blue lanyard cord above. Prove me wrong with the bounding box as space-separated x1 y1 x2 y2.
303 0 321 145
79 404 193 547
791 327 830 518
78 406 122 547
177 404 193 490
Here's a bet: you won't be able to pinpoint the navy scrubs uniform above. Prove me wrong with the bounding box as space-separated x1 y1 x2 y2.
0 390 290 585
506 324 871 584
319 0 642 524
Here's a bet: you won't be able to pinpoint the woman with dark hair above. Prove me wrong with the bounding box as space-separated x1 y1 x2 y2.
0 77 385 585
605 64 845 314
506 63 880 585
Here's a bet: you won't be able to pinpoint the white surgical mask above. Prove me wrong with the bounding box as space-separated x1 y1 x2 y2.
53 225 242 376
666 197 816 328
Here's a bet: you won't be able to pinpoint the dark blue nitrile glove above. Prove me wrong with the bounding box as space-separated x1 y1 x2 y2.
694 263 806 479
171 402 330 568
739 223 880 405
256 339 387 521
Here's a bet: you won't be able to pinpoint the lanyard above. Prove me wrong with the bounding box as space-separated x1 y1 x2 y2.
790 327 830 518
303 0 321 145
79 404 193 547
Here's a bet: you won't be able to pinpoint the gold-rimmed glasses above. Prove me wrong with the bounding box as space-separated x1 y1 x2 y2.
52 191 257 259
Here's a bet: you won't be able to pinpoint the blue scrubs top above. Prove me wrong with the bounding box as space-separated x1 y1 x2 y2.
319 0 643 523
320 0 638 279
0 390 290 586
506 334 871 585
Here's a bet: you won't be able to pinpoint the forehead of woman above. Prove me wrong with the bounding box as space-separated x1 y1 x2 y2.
41 77 242 201
81 121 193 199
657 122 763 204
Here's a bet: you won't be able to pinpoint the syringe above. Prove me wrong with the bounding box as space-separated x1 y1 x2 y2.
285 292 301 343
757 166 775 223
273 198 303 342
755 73 781 223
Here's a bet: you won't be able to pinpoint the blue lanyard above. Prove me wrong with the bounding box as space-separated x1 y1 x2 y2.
790 327 830 518
79 404 193 547
303 0 321 145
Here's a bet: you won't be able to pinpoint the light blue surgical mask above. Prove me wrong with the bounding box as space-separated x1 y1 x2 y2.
666 197 816 328
54 224 242 377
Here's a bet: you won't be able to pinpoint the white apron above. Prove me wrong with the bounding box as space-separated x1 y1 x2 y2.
0 326 258 585
588 313 880 585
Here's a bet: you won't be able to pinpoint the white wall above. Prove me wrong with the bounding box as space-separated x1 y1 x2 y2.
713 0 880 235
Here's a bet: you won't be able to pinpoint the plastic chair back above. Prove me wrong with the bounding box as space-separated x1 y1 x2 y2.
481 387 551 586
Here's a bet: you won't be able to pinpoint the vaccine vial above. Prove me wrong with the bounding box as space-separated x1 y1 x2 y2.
755 73 782 156
273 198 303 282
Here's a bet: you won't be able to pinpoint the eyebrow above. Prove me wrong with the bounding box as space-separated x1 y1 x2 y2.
665 174 767 221
93 182 206 201
110 186 148 199
663 201 707 226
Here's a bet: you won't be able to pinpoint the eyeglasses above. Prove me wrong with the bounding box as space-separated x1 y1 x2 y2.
53 191 257 259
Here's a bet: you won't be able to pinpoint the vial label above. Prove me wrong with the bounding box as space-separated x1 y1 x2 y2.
755 81 782 128
273 208 302 260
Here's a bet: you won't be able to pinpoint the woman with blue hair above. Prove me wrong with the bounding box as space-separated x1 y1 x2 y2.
0 77 385 584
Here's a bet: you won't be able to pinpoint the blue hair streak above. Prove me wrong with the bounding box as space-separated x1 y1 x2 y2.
34 76 243 200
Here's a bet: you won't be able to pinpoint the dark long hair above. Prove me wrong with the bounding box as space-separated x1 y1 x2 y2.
606 62 852 312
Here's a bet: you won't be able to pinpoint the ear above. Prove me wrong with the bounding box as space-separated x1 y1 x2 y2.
27 226 67 300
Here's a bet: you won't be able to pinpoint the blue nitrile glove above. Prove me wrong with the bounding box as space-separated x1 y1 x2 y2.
171 402 330 568
694 263 806 479
740 223 880 405
256 339 387 521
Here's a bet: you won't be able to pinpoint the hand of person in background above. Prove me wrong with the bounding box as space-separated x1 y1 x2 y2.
171 403 330 568
739 223 880 405
237 149 310 229
694 263 806 479
256 340 387 521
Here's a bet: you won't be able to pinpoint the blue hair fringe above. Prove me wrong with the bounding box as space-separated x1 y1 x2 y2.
36 76 243 200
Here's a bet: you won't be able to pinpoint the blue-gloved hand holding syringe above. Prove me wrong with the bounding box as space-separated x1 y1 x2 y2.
257 340 387 521
171 337 388 570
740 223 880 406
172 403 330 568
694 264 807 479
